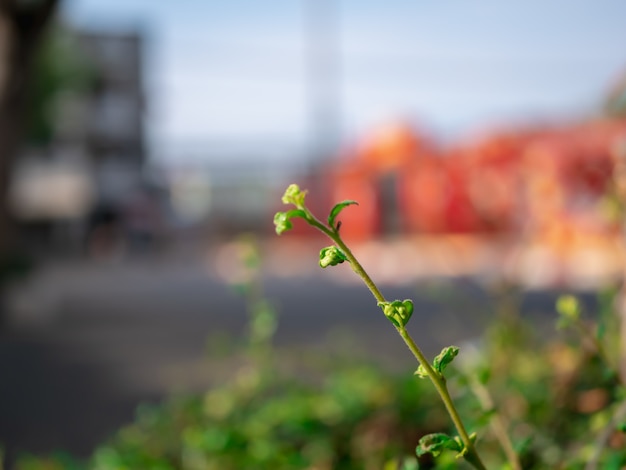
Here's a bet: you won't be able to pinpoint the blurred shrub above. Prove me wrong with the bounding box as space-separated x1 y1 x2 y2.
16 300 626 469
85 363 441 470
13 238 626 468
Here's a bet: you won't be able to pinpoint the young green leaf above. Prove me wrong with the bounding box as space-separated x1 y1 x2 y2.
328 200 358 229
432 346 460 374
415 433 462 457
273 209 306 235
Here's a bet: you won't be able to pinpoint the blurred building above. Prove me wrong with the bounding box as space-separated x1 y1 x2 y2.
74 30 145 188
315 118 626 244
9 27 155 256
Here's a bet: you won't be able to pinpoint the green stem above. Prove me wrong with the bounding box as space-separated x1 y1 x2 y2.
305 212 386 304
306 210 487 469
398 328 486 470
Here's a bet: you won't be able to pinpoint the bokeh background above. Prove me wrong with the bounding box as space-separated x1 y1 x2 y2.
1 0 626 465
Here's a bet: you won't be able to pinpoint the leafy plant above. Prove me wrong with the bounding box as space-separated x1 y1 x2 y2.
274 184 490 468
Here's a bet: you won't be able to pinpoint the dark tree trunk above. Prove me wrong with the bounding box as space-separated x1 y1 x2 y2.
0 0 58 324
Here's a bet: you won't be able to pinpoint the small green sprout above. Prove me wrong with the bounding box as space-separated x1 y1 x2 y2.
273 211 293 235
281 183 307 207
378 299 414 328
319 246 347 268
434 346 460 373
273 209 306 235
415 345 460 379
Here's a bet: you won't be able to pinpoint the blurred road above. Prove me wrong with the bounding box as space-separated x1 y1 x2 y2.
0 242 596 461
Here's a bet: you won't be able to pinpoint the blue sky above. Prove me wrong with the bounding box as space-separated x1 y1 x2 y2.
65 0 626 161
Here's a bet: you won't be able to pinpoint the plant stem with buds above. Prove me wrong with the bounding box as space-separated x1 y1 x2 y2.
300 207 487 469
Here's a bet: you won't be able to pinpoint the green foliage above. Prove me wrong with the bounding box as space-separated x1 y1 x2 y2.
415 346 460 379
273 209 305 235
16 295 626 470
24 364 439 470
378 299 414 328
433 346 460 376
281 184 307 208
319 246 347 268
328 200 358 230
415 433 462 457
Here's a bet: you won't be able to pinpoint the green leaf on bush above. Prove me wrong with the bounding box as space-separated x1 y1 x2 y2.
433 346 460 374
328 200 358 229
415 432 462 457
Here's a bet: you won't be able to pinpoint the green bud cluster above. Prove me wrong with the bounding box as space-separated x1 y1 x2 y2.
273 211 293 235
378 299 414 328
273 184 309 235
281 183 307 207
319 246 347 268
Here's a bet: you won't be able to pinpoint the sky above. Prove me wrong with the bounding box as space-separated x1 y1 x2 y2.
64 0 626 163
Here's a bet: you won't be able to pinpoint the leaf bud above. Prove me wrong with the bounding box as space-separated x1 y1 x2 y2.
281 183 307 207
319 246 347 268
274 211 293 235
378 299 414 327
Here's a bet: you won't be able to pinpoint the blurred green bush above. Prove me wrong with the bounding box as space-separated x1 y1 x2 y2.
13 238 626 468
16 290 626 469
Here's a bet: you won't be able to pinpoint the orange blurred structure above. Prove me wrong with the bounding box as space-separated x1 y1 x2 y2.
318 118 626 244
